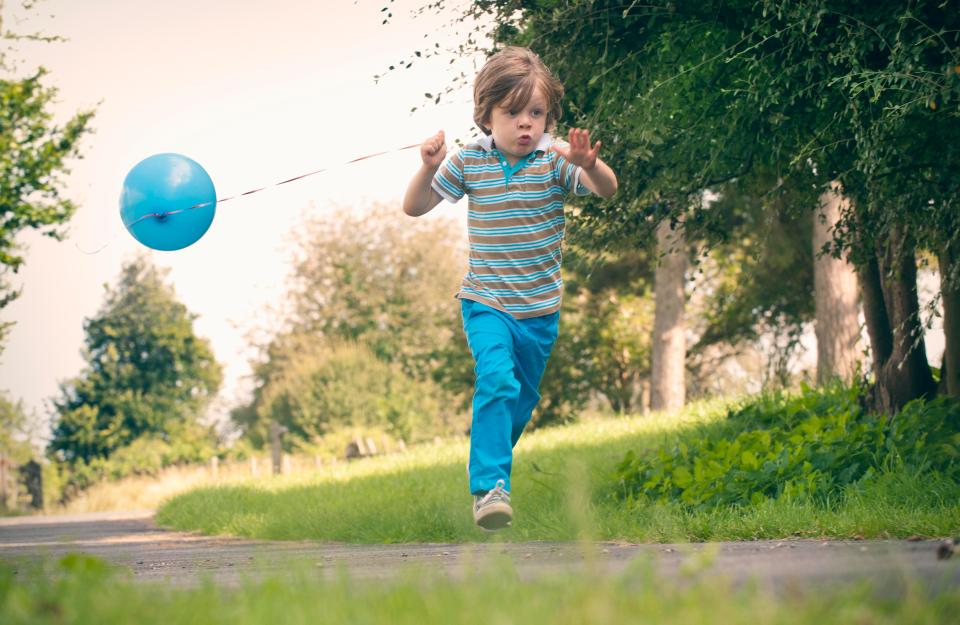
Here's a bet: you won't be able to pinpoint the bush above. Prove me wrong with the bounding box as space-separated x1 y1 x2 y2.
54 423 218 503
101 426 216 480
259 342 459 444
614 382 960 509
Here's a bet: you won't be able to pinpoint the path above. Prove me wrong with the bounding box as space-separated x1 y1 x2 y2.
1 510 957 595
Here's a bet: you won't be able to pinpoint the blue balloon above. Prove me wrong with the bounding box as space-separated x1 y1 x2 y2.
120 153 216 251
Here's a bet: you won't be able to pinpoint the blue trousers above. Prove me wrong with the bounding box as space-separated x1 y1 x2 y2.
461 298 560 495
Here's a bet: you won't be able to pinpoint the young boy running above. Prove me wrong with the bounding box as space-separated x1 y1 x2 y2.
402 46 618 531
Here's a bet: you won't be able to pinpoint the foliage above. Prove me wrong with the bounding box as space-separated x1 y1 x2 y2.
404 0 959 410
235 206 471 446
158 391 959 543
692 170 815 353
49 256 222 464
524 231 655 425
0 45 95 349
55 422 218 502
279 205 466 382
614 382 960 509
528 299 593 427
257 341 456 445
0 390 35 462
428 0 957 258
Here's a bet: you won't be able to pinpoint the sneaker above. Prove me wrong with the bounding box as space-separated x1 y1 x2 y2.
473 479 512 531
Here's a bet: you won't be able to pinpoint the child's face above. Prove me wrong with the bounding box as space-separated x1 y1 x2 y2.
485 83 548 162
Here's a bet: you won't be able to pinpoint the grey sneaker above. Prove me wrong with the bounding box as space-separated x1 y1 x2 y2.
473 479 512 531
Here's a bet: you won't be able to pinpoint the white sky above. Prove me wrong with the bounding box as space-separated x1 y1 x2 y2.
0 0 482 427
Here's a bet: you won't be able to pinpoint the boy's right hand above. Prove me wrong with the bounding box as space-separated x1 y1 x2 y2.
421 130 446 169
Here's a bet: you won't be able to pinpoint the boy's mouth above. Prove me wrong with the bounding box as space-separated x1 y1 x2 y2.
518 135 531 145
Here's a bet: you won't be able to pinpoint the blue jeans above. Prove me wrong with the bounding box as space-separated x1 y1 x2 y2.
461 298 560 495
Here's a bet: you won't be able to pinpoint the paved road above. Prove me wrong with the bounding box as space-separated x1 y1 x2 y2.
1 510 957 595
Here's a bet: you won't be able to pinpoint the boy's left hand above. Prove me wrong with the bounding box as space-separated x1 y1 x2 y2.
550 128 601 170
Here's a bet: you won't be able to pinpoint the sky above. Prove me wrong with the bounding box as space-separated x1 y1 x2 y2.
0 0 483 430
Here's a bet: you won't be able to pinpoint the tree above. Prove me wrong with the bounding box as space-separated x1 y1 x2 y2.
0 391 34 463
257 341 451 445
236 205 471 445
0 5 95 352
412 0 959 413
279 205 467 382
49 256 222 463
651 218 687 411
688 169 817 390
813 183 861 384
539 233 656 420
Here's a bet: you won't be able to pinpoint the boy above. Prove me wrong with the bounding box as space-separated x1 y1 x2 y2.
402 46 618 531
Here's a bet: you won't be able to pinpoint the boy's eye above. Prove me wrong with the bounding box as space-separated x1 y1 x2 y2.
531 109 543 117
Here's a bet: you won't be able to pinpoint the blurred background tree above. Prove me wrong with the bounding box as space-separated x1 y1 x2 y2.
0 1 95 354
49 256 222 464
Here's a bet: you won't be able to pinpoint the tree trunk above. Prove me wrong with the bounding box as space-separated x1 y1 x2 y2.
939 243 960 397
651 219 687 413
813 184 862 385
857 223 936 414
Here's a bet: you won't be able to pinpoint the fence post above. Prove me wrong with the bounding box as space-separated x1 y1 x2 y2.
18 460 43 510
269 422 288 476
0 452 7 511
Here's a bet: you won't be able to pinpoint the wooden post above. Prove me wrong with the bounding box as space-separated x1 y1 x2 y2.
18 460 43 510
210 456 219 479
251 456 259 477
269 422 288 476
0 453 8 511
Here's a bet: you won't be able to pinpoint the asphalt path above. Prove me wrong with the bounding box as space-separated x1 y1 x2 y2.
1 510 957 596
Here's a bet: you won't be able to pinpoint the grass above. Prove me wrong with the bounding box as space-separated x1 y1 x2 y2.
2 553 958 625
156 396 960 543
51 462 250 514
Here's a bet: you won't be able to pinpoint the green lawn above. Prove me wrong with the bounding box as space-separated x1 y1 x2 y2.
2 553 958 625
156 395 960 543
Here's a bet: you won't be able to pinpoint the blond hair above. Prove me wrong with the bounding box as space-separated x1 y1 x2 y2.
473 46 564 136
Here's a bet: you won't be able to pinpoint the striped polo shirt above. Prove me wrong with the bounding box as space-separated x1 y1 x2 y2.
432 132 591 319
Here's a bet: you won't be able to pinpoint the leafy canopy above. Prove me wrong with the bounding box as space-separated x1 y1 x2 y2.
0 3 96 350
49 256 222 464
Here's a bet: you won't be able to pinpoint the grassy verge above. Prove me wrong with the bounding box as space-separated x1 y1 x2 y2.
156 394 960 543
2 554 958 625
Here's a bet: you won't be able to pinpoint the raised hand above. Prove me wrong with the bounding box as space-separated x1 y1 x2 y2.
551 128 601 170
421 130 447 169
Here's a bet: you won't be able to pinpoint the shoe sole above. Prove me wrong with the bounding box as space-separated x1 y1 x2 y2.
474 502 513 531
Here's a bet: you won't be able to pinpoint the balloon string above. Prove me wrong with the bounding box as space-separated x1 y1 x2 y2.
123 143 420 229
75 142 421 254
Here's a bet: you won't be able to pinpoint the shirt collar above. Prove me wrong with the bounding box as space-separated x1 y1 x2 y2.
477 132 553 156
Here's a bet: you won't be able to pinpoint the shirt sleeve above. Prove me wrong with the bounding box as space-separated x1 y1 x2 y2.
431 148 466 203
552 142 592 197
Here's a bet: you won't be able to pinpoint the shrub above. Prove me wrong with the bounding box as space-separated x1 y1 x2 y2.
53 423 218 503
614 382 960 509
259 342 458 444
